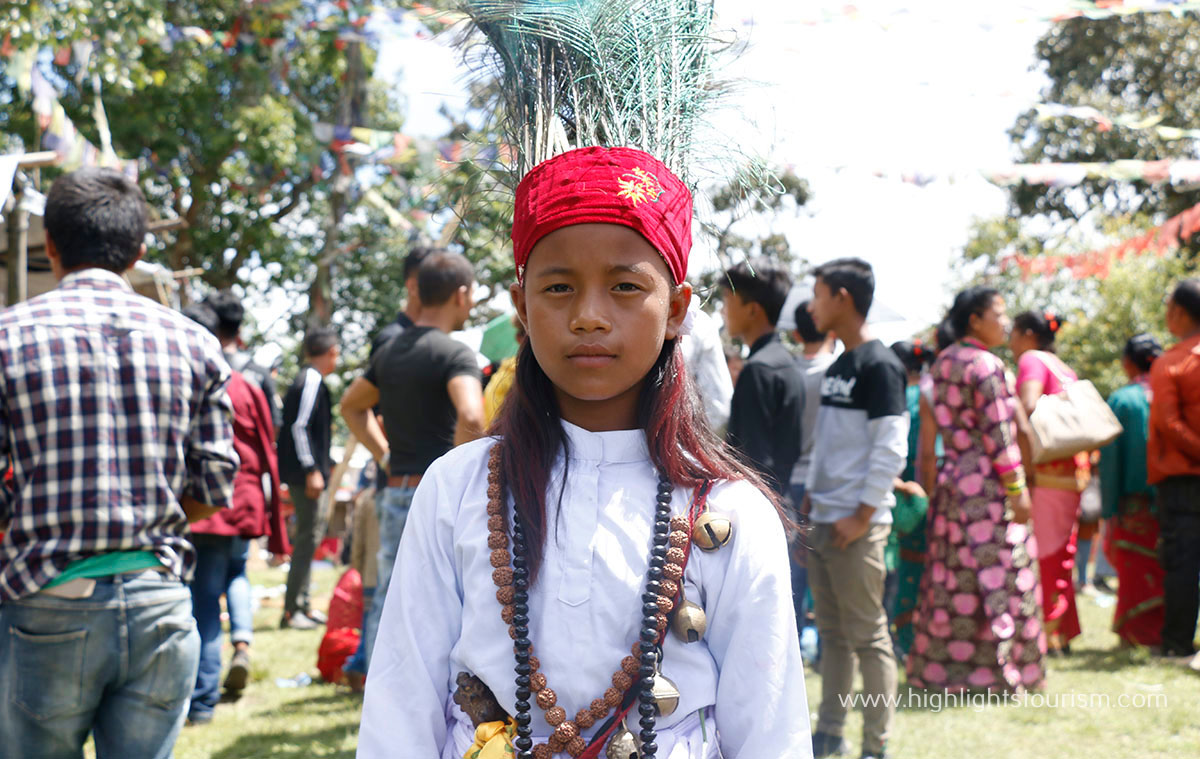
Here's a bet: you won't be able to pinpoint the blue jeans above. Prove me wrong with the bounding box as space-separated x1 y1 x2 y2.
363 485 415 669
189 534 251 718
0 570 199 759
788 482 811 626
343 586 376 676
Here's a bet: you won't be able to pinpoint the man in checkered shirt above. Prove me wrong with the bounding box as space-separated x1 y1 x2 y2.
0 168 239 758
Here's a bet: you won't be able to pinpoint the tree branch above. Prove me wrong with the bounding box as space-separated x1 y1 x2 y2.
266 175 316 223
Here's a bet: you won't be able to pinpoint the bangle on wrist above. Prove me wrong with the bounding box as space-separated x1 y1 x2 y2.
1005 479 1026 495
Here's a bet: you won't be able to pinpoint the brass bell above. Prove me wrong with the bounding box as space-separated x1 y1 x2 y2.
671 599 708 643
651 671 680 717
691 511 733 551
606 728 640 759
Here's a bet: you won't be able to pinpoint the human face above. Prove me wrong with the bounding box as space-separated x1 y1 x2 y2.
453 284 476 331
1165 295 1197 338
808 278 842 335
720 288 751 341
313 344 340 376
970 295 1009 349
1008 323 1038 358
511 224 690 431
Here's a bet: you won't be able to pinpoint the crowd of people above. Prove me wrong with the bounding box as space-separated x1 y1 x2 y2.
1 162 1199 759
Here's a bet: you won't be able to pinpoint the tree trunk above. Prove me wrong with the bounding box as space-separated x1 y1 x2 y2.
306 40 366 329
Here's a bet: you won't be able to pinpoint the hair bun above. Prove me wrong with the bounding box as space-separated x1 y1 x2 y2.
1043 310 1062 334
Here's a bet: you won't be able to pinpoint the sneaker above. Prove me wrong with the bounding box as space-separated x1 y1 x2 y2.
186 710 214 726
1092 576 1115 595
280 611 320 630
344 669 367 693
224 649 251 695
812 731 849 758
304 608 328 625
1189 651 1200 672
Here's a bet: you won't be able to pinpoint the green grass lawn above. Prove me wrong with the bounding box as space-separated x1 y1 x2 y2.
160 565 1198 758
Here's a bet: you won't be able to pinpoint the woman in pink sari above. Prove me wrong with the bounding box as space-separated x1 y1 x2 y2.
1011 310 1088 655
908 287 1045 693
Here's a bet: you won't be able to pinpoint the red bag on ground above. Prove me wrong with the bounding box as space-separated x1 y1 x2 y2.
317 568 364 683
318 627 360 684
327 568 363 633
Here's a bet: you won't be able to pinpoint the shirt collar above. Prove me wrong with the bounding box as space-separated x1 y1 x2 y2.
561 420 650 464
1175 333 1200 353
59 267 133 293
748 331 779 356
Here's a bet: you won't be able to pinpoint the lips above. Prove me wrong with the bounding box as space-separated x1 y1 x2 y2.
567 344 617 367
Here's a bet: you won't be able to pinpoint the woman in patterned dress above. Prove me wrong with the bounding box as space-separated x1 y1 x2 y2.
908 287 1047 692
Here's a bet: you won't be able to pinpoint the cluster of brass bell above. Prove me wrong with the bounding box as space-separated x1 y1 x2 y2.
607 510 731 758
606 672 681 759
664 509 732 645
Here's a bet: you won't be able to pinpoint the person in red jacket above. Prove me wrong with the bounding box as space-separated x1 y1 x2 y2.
1148 278 1200 659
182 302 289 723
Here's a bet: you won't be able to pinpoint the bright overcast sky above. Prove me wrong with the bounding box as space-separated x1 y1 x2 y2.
374 0 1055 343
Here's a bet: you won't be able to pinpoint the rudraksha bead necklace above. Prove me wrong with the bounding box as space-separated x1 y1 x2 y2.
487 446 688 759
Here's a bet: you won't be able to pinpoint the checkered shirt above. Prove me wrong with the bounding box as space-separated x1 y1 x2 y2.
0 268 239 601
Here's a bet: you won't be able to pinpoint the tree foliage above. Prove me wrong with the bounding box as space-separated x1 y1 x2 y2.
1009 14 1200 236
2 2 518 364
949 14 1200 394
958 213 1189 397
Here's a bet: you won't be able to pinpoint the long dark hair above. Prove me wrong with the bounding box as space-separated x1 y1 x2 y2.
492 335 781 581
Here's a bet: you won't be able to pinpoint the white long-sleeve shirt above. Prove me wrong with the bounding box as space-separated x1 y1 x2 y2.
806 339 909 524
680 297 734 434
358 421 811 759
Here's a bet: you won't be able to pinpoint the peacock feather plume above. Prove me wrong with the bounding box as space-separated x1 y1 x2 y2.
456 0 723 186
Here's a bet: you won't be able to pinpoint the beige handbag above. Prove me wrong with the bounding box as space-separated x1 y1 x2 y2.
1027 352 1123 464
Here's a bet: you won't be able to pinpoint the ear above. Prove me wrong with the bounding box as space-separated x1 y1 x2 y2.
663 282 693 341
510 282 528 331
128 243 146 272
835 286 851 309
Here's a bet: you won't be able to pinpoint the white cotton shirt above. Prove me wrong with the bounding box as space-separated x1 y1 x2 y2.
680 297 734 434
358 421 811 759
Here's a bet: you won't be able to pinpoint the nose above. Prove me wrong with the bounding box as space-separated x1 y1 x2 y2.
569 286 612 334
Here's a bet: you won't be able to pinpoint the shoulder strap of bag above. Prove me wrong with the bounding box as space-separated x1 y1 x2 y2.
1033 350 1074 388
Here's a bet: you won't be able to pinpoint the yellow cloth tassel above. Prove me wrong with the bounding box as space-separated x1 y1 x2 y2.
464 718 517 759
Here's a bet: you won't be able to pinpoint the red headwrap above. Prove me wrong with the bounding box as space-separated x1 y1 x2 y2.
511 146 692 284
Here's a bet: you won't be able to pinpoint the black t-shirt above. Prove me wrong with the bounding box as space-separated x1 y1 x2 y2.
365 326 481 476
819 339 907 419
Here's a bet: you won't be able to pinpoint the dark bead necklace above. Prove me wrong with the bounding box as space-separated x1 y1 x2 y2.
508 475 674 759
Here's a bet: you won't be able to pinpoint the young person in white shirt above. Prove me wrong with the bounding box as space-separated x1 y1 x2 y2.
357 147 810 759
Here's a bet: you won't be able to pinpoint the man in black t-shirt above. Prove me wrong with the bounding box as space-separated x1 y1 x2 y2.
342 250 485 671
